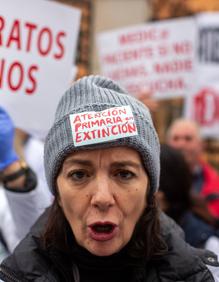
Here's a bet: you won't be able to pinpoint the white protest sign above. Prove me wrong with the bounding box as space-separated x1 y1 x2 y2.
69 106 138 147
184 86 219 138
0 0 81 138
97 18 196 99
184 13 219 138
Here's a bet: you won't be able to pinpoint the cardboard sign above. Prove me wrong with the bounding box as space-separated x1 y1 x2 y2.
184 86 219 138
0 0 81 138
97 18 196 99
184 13 219 138
69 106 138 147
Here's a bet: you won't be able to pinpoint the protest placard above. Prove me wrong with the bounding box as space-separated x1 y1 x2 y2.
184 13 219 138
97 18 196 99
0 0 81 138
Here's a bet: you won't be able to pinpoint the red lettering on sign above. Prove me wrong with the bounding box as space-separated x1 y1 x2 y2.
193 88 219 125
37 27 52 56
54 31 66 59
0 58 39 95
0 58 5 88
111 125 118 135
6 20 21 50
73 115 81 123
81 122 89 130
83 131 91 141
154 59 192 74
125 77 186 95
103 48 153 65
26 65 38 95
25 22 37 52
75 132 82 143
128 123 136 133
119 28 169 45
158 45 169 56
107 65 147 81
74 123 81 132
172 41 192 55
102 128 110 138
8 61 24 91
0 16 66 59
0 16 5 45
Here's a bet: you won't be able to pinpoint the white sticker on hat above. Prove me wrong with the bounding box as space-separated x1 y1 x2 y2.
69 105 138 147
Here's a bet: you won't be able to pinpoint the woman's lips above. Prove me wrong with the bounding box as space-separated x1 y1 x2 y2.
88 222 118 241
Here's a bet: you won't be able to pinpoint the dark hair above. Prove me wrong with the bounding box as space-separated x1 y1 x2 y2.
127 193 167 259
42 192 166 260
159 144 192 222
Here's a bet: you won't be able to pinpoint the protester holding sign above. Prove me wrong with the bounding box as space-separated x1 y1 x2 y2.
0 76 218 281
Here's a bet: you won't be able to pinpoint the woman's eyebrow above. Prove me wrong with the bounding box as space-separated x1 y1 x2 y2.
62 159 142 170
63 159 92 167
111 161 141 169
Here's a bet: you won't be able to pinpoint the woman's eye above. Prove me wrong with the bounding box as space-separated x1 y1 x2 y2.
67 170 88 181
116 170 135 180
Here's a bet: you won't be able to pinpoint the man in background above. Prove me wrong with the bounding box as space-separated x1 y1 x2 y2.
166 118 219 220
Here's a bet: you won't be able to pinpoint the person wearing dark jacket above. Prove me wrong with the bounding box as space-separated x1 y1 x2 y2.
157 144 219 248
0 75 218 282
166 118 219 219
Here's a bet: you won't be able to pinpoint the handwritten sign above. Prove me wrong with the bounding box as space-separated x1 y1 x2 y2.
69 106 138 146
184 13 219 138
0 0 81 138
97 18 196 99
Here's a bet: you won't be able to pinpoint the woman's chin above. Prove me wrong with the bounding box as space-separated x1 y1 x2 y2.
88 247 118 257
85 241 122 257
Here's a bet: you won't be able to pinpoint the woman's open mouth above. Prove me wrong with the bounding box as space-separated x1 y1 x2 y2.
88 222 118 241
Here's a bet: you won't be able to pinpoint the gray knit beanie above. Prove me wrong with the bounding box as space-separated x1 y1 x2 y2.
44 75 160 195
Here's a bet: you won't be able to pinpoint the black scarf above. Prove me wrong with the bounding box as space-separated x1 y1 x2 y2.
71 242 147 282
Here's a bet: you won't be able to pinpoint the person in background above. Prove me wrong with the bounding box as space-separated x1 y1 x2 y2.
11 127 52 239
157 144 219 249
166 118 219 220
0 76 218 281
0 109 23 261
0 188 16 262
0 107 51 253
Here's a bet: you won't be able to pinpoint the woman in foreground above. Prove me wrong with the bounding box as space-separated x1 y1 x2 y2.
0 75 218 281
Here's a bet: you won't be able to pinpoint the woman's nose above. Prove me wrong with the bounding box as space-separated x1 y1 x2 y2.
90 177 115 211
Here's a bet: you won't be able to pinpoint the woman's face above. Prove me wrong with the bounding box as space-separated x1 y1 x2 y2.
57 147 149 256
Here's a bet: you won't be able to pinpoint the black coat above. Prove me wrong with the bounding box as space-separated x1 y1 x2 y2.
0 211 218 282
